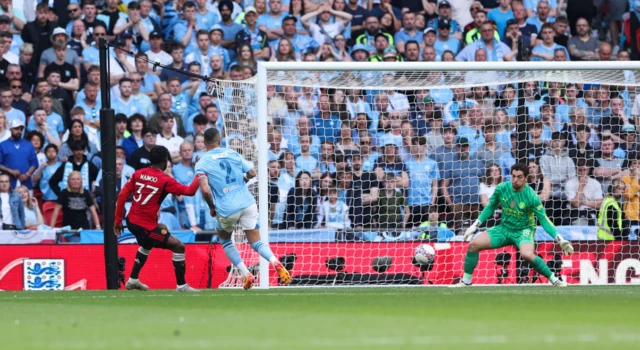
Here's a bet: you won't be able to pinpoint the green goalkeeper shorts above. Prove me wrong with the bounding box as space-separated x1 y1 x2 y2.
487 225 535 249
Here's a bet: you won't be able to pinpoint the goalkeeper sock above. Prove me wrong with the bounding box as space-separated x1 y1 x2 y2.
220 238 250 277
130 247 150 279
172 253 186 286
531 256 556 282
250 240 278 264
463 251 479 284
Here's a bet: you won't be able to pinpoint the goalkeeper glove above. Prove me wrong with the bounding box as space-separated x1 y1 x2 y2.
555 234 574 254
463 220 481 242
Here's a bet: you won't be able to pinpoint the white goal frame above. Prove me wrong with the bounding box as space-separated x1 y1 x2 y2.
255 61 640 289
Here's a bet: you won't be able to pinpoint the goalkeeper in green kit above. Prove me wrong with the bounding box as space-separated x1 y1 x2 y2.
453 163 574 287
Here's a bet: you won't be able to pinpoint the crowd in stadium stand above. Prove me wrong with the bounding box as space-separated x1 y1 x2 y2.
0 0 638 240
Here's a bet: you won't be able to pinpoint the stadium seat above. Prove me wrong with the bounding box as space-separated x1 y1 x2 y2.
42 201 63 228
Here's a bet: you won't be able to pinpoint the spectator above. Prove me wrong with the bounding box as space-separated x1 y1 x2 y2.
59 119 98 161
568 124 596 164
622 157 640 225
403 40 421 61
429 125 458 172
464 8 498 45
475 121 510 165
49 170 100 230
531 22 569 61
128 127 157 170
540 131 575 224
0 119 37 189
0 173 24 229
456 22 514 62
594 136 629 194
159 44 188 83
377 173 408 229
145 31 172 75
32 144 61 203
49 139 99 198
21 3 56 66
121 114 146 158
355 15 394 55
312 94 341 143
597 178 625 240
379 11 398 35
565 158 603 225
550 15 569 47
345 0 369 41
479 163 503 226
371 0 402 32
527 120 546 158
113 2 150 51
393 11 423 55
567 17 598 61
25 131 46 166
511 1 538 46
15 185 43 229
0 87 24 126
27 108 61 148
527 157 552 201
268 129 285 161
285 170 317 229
80 1 108 45
258 0 288 41
427 1 463 41
488 0 515 38
406 136 440 227
39 29 80 82
316 186 350 230
600 95 633 142
336 167 363 230
295 134 319 176
301 3 352 47
0 110 7 141
441 137 484 222
155 113 184 164
434 19 461 59
526 0 555 32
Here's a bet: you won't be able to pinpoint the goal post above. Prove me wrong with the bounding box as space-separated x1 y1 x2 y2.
240 61 640 288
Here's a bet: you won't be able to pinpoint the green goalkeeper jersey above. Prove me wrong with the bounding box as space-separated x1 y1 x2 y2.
478 182 558 239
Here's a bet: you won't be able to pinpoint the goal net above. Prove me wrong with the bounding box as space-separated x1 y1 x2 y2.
216 61 640 287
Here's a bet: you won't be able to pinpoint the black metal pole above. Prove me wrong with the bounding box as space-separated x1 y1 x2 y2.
99 38 119 290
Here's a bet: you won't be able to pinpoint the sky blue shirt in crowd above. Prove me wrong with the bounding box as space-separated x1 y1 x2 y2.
289 133 321 157
196 10 220 30
434 37 461 59
443 157 485 205
172 162 195 186
194 147 256 217
524 99 545 119
555 99 587 123
457 126 485 157
257 12 288 35
487 8 514 38
295 154 319 174
312 113 341 143
525 0 557 14
405 156 440 206
173 20 198 55
171 91 191 120
4 108 25 126
27 114 64 142
82 45 100 66
526 16 555 32
141 73 161 94
39 162 62 201
394 29 423 48
531 43 569 61
113 97 144 117
74 99 102 122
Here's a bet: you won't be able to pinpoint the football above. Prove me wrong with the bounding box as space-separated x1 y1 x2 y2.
414 244 436 265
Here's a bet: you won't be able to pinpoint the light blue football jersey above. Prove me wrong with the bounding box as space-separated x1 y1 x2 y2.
194 147 255 217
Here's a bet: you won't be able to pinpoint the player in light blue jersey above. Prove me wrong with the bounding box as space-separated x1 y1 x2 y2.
196 128 291 289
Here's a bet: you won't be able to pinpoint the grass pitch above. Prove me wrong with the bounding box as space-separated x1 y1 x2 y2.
1 286 639 350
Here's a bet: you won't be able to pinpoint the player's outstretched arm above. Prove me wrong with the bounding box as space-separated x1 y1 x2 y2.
197 175 216 212
166 176 200 196
114 177 135 237
532 197 574 254
465 187 501 241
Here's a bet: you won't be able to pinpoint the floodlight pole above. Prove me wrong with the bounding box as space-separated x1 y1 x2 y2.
99 38 119 290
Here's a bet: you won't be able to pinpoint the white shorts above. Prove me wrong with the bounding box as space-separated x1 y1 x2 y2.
216 203 259 233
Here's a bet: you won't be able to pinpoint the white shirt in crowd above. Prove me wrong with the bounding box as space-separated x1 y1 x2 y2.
0 192 13 225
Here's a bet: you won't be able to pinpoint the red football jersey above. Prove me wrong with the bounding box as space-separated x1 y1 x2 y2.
115 166 199 231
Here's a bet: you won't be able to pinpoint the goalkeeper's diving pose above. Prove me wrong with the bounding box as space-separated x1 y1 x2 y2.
453 163 574 287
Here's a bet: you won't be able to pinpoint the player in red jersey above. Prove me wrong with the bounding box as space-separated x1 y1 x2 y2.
115 146 200 292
